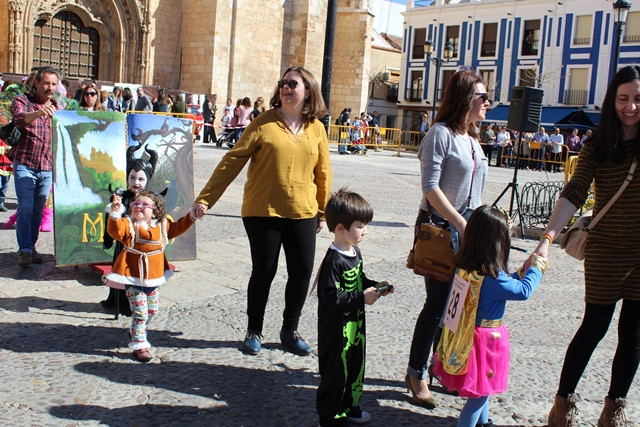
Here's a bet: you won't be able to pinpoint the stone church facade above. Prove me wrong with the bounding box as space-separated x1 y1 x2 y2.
0 0 375 119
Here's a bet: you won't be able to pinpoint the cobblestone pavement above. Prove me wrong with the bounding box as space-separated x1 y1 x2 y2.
0 144 637 426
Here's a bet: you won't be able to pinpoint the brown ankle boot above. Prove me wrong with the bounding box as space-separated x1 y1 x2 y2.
597 396 627 427
548 393 580 427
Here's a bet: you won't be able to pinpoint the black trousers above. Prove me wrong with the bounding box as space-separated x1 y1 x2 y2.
558 299 640 399
242 216 317 332
203 123 216 144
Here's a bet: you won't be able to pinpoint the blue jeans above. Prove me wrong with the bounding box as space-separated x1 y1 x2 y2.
13 162 52 253
338 139 349 153
0 174 10 204
407 208 469 380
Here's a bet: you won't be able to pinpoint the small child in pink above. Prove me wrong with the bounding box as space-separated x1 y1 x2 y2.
432 205 547 427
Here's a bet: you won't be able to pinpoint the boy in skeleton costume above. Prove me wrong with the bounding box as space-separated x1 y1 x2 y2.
316 189 393 425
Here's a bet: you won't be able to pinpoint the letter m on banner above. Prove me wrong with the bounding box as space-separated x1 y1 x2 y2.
83 212 104 243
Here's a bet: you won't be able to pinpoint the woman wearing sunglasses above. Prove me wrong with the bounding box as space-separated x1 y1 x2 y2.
192 66 332 357
79 84 106 111
405 69 489 410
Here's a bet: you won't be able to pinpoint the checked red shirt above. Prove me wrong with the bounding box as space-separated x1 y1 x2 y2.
10 93 59 171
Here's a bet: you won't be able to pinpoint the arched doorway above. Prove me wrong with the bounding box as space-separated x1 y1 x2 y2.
32 11 100 79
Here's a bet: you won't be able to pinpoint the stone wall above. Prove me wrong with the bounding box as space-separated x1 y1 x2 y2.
329 0 373 121
0 0 383 126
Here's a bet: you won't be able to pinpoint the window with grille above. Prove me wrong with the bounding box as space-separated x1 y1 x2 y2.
624 12 640 43
519 68 537 87
446 25 460 58
412 28 427 60
573 15 592 45
481 23 498 57
522 20 540 55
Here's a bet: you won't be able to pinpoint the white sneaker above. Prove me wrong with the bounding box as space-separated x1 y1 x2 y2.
346 410 370 424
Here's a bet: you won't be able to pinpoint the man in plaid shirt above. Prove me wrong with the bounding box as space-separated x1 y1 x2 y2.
10 66 60 267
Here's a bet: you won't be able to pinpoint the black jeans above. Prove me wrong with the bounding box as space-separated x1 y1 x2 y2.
407 209 456 379
558 299 640 399
242 216 318 333
407 275 452 379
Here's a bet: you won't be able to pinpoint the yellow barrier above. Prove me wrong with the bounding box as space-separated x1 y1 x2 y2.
327 125 404 155
564 155 579 183
497 142 571 172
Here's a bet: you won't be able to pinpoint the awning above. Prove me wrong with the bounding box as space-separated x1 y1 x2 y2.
554 109 599 130
483 105 585 129
484 105 509 123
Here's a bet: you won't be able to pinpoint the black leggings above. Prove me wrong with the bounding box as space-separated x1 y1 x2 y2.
242 216 317 333
558 299 640 399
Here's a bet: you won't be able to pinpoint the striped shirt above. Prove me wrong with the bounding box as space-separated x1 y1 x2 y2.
560 138 640 304
10 93 59 171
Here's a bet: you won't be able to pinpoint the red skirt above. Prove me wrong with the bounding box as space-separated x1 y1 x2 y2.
433 324 510 398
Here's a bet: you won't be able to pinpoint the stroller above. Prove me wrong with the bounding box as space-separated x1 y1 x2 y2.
217 127 236 148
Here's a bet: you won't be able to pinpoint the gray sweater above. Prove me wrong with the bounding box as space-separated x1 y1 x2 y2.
418 122 488 217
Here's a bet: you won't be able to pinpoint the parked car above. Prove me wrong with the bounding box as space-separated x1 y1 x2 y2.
186 103 204 136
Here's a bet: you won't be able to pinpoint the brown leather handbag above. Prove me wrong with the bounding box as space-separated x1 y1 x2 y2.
406 222 455 281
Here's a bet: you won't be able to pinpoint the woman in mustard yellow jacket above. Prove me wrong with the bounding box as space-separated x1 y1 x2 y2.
192 66 332 356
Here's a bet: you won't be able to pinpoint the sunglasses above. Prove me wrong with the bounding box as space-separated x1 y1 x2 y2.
132 201 154 210
475 93 489 103
277 79 301 89
84 92 98 97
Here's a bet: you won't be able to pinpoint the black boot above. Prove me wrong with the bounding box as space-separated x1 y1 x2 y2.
117 289 132 316
100 288 116 308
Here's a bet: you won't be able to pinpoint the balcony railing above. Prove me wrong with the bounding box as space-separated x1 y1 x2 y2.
521 40 539 55
405 87 422 102
386 86 398 102
623 34 640 43
573 37 591 45
481 42 496 57
563 89 588 105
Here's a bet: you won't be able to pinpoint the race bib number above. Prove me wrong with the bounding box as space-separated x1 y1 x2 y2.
443 275 470 333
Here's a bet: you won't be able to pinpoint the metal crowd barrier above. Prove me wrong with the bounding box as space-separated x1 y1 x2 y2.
518 181 565 228
327 125 404 155
493 141 575 173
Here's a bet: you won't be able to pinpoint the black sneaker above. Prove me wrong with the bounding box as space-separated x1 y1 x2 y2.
345 407 371 424
17 251 31 267
31 250 43 264
280 329 312 356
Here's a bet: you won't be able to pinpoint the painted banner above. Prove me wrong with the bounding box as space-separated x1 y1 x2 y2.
126 114 196 261
52 111 196 266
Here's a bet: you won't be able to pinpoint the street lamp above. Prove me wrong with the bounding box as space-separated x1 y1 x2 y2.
612 0 631 75
425 38 454 119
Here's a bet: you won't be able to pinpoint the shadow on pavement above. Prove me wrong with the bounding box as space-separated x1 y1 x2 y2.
64 361 462 426
0 251 103 284
0 322 241 355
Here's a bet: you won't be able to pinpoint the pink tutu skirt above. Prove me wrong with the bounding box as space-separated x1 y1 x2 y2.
433 324 510 398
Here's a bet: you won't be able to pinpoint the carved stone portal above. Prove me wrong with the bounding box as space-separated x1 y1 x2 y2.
8 0 146 83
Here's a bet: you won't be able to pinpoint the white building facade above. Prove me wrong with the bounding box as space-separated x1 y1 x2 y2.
399 0 640 130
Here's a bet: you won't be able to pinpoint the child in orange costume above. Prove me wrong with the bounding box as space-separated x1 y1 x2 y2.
105 190 197 362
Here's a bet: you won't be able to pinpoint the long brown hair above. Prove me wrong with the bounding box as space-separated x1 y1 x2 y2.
79 83 106 111
592 65 640 164
269 66 327 125
453 205 510 278
434 70 484 140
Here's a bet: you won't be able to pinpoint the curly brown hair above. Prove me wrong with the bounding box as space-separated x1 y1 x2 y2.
134 190 166 220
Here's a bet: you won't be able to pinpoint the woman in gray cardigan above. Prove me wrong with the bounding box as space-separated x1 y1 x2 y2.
405 69 489 409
